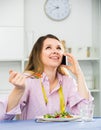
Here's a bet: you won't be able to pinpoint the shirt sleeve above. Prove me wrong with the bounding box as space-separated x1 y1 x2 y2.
68 95 94 115
0 97 22 120
68 91 93 108
0 99 7 120
66 77 94 115
0 79 30 120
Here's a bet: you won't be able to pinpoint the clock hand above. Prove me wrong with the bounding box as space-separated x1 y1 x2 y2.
51 6 60 11
55 6 59 9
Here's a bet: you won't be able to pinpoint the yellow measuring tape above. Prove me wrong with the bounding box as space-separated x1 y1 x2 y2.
41 80 65 112
41 82 48 105
58 85 65 112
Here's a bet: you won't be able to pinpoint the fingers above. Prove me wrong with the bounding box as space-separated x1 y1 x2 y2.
64 52 73 57
62 53 81 77
9 70 18 82
65 53 78 65
9 69 13 74
9 70 26 88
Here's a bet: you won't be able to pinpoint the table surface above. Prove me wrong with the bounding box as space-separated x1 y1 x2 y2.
0 117 101 130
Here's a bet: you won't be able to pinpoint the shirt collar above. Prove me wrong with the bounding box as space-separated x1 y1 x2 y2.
41 72 63 85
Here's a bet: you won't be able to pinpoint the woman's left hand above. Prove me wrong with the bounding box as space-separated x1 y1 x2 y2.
62 53 82 77
62 53 91 100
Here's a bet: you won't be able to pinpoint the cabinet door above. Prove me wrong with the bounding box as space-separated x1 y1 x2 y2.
79 60 100 90
0 61 22 98
0 27 24 59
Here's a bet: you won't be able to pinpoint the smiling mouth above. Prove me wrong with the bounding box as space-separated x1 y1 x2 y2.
50 56 59 60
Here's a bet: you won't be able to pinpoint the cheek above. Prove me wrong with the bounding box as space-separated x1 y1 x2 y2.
60 49 64 54
41 52 48 64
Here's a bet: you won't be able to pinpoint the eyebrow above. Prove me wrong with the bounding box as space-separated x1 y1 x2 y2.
44 43 62 47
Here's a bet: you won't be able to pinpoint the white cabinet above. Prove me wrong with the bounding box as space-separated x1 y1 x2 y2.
0 27 24 59
91 0 101 116
0 0 24 98
0 61 22 98
78 58 100 116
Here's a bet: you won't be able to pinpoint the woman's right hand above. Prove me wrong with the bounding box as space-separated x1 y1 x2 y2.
9 70 26 90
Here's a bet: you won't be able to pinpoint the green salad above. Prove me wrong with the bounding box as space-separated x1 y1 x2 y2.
44 111 73 118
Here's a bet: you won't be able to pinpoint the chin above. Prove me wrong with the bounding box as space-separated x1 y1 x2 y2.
50 64 59 68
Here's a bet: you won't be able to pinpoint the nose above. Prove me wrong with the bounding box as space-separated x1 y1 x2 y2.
52 48 58 54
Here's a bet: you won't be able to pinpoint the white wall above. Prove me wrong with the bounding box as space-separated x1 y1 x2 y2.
24 0 92 51
0 0 24 26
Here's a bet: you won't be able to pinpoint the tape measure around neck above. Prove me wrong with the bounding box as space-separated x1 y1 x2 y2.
41 80 65 112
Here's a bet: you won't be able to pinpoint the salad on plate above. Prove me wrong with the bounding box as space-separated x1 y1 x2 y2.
35 111 80 122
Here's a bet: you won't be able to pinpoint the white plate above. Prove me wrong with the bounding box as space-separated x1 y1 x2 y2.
35 115 80 122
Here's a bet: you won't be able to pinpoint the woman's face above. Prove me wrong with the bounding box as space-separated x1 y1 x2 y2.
41 38 64 69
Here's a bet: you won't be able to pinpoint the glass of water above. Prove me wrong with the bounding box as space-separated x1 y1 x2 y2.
80 102 94 122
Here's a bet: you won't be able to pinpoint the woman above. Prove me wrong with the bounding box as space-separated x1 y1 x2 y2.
0 34 93 120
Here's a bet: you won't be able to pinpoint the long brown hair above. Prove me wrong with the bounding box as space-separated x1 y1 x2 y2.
24 34 60 74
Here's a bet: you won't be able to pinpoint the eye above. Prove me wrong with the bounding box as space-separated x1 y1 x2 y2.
46 46 51 49
57 46 62 50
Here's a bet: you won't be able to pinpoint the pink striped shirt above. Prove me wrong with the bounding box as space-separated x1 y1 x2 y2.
0 72 93 120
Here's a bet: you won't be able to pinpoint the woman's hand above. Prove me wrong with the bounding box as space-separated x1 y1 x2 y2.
62 53 90 99
9 70 26 90
7 70 26 112
62 53 82 77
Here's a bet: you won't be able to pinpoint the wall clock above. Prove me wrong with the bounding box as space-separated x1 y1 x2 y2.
44 0 71 21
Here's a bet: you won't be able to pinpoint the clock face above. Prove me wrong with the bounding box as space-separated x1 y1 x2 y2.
44 0 71 21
